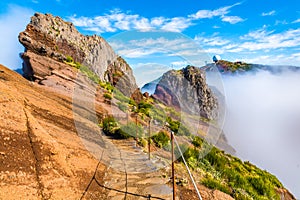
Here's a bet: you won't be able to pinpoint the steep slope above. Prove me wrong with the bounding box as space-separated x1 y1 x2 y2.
0 64 103 199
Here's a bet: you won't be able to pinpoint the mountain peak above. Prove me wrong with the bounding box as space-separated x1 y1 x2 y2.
152 65 218 120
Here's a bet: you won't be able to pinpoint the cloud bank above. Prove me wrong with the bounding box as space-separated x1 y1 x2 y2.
0 5 33 70
222 68 300 198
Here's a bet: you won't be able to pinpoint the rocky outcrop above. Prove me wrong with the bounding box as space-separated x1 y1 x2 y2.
19 13 139 97
153 66 218 120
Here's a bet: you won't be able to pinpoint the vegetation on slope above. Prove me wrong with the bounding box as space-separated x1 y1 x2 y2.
101 97 283 200
67 57 285 199
182 136 283 199
216 60 252 72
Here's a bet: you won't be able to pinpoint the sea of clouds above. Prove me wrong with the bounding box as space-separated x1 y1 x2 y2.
222 68 300 198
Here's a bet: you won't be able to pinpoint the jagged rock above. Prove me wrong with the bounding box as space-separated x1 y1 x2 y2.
19 13 139 98
153 66 218 120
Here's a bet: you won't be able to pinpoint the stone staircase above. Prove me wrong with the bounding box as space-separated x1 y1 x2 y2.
95 134 178 200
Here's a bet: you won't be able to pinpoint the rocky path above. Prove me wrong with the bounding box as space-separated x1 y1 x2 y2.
81 134 178 200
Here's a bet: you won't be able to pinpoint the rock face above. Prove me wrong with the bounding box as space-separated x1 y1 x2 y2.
19 13 140 97
153 66 218 120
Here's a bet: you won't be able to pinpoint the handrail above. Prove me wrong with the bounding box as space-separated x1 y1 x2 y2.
172 132 203 200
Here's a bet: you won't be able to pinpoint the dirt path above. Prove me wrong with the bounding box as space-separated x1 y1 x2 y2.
81 133 179 200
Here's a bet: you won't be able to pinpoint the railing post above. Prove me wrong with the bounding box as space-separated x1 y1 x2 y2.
171 131 176 200
135 114 138 147
148 118 151 160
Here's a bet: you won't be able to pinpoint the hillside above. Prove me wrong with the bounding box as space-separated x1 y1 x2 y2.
0 12 296 200
0 64 101 199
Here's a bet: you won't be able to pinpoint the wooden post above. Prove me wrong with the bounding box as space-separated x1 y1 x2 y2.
171 131 176 200
148 119 151 160
135 114 138 147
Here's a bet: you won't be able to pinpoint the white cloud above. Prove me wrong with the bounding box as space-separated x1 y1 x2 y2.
151 17 165 26
170 60 189 68
189 25 300 66
262 10 276 16
109 35 210 68
69 12 150 33
240 26 274 40
275 20 288 25
203 47 225 54
161 17 192 32
221 15 245 24
238 28 300 51
133 17 152 31
292 18 300 23
195 35 230 46
117 48 161 58
69 2 244 34
110 37 199 58
0 5 33 70
189 2 241 19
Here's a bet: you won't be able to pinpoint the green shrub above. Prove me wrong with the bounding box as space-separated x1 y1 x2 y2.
114 128 131 139
181 147 200 169
114 89 130 103
117 102 127 112
102 117 142 139
129 98 137 106
166 117 179 132
224 168 247 188
192 136 203 148
66 55 74 63
166 117 191 136
103 93 112 100
151 131 170 148
150 106 166 123
138 101 152 109
74 62 81 69
138 107 150 116
205 147 228 170
102 116 118 135
65 56 100 83
202 177 231 194
138 138 147 147
119 122 143 139
79 65 100 83
99 81 114 93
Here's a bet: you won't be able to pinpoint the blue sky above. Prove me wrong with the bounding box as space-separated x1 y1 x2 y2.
0 0 300 79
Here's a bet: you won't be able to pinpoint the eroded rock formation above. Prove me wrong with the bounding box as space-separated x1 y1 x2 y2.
19 13 140 98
